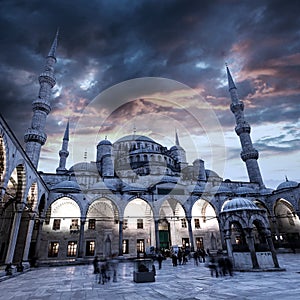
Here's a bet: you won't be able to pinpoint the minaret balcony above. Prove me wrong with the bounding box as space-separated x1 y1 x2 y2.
59 149 69 157
230 101 244 113
240 149 259 161
32 99 51 114
24 129 47 145
235 122 251 135
38 72 56 87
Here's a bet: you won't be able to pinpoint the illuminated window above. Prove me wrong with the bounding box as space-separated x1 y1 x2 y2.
48 242 59 257
122 239 129 254
137 219 143 229
67 241 77 257
52 219 61 230
123 219 128 230
88 219 96 230
196 237 204 249
86 241 95 256
181 218 187 228
235 235 242 244
194 218 200 229
182 238 189 247
137 239 144 253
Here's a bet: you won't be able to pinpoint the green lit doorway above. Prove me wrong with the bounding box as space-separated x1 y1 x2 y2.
159 219 170 250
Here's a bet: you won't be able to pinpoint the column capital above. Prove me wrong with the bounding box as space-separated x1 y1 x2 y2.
14 202 26 213
186 216 192 222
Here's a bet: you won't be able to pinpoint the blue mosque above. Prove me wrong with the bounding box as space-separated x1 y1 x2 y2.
0 33 300 271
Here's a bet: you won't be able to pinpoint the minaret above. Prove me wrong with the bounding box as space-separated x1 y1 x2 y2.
24 30 58 167
226 65 264 186
56 121 69 174
170 130 188 169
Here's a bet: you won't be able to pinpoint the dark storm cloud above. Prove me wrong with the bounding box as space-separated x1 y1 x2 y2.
0 0 299 151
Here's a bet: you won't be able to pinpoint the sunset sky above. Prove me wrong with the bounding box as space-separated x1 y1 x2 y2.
0 0 299 189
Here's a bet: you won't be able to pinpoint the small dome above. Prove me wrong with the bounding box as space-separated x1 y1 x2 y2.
235 186 256 195
205 169 221 179
221 197 259 212
98 139 112 146
276 180 298 190
170 145 184 151
50 180 81 193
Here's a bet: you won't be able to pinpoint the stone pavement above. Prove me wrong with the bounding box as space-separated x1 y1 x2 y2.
0 253 300 300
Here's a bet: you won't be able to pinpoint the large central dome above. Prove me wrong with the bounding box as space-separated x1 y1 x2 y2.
115 135 156 143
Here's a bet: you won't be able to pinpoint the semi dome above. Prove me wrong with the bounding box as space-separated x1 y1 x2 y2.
69 162 98 173
221 197 259 213
50 180 81 193
276 180 298 190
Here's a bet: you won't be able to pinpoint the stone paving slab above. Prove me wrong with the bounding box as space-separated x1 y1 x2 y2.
0 254 300 299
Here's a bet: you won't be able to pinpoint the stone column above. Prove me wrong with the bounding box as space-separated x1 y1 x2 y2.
118 219 123 256
186 216 195 251
77 218 86 258
246 229 259 269
265 229 280 268
225 230 233 259
154 218 160 251
34 218 44 261
5 202 25 263
22 212 36 261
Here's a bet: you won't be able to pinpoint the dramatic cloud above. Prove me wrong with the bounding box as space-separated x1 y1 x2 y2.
0 0 299 188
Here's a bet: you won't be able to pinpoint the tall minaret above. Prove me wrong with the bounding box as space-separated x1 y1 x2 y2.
56 121 69 174
24 30 58 167
226 65 264 187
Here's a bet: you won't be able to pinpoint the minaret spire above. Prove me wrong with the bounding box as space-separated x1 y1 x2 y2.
48 28 59 60
56 120 70 174
175 129 180 146
24 31 58 167
227 64 264 187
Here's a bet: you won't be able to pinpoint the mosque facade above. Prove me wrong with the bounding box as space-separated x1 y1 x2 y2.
0 34 300 270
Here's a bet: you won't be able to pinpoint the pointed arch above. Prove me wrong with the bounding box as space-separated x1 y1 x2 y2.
0 133 7 183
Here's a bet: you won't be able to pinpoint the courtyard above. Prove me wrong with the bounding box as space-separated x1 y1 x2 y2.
0 253 299 299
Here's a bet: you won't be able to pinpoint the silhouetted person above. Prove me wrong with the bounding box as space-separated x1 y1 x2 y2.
157 253 163 269
93 256 99 274
193 251 199 266
218 257 226 276
224 257 233 276
178 249 183 265
172 253 178 266
208 256 218 277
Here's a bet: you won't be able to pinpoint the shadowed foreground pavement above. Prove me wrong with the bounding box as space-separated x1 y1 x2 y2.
0 253 299 300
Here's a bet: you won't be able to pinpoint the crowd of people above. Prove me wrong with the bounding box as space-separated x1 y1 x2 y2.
92 256 117 284
92 248 233 283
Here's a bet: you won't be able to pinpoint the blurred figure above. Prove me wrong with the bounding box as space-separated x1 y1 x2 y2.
93 256 99 274
208 256 218 277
